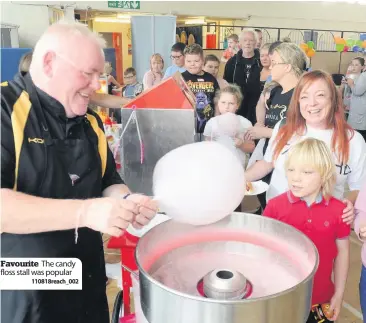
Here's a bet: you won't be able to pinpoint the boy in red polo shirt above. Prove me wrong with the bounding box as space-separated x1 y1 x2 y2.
263 138 350 323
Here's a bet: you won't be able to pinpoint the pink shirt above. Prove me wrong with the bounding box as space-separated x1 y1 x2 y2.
143 70 163 90
354 181 366 267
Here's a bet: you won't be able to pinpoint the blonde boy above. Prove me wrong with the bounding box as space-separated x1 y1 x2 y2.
263 138 350 323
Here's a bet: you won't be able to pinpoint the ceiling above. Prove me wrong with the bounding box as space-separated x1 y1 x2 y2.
75 9 237 25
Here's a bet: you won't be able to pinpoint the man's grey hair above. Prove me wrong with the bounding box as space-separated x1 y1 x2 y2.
30 19 106 74
239 29 258 44
54 19 106 47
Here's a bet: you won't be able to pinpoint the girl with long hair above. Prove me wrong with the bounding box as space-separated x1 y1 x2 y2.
143 53 164 90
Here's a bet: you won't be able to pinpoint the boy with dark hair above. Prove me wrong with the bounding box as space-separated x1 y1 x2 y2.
109 67 143 123
203 54 229 89
121 67 143 99
163 42 186 79
181 44 220 140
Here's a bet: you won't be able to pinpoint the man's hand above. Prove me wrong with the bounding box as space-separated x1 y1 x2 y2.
342 199 354 224
81 197 140 237
126 194 158 229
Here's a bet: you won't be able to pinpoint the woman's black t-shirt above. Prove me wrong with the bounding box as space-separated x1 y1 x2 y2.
265 86 294 129
260 80 266 93
261 85 295 161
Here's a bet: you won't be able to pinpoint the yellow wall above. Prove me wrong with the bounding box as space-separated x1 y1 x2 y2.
92 21 133 78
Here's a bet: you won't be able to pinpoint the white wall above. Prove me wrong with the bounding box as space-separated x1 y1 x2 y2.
1 1 50 47
64 7 75 22
74 1 366 32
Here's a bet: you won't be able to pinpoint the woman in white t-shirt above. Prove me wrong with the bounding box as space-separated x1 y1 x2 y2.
204 84 255 166
245 70 366 224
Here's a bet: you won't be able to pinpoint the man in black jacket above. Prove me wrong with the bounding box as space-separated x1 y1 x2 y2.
224 29 262 125
1 21 157 323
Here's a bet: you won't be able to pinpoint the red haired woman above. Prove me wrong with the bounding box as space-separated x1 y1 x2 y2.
245 70 366 224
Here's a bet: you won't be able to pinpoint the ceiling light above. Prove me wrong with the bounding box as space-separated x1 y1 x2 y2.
94 17 130 23
185 19 205 25
117 14 131 19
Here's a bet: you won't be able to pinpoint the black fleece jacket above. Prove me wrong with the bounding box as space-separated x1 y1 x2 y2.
223 49 262 125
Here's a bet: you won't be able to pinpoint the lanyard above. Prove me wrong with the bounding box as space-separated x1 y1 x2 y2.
114 105 144 164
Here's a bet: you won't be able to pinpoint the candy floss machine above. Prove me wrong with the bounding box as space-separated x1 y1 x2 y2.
132 213 319 323
119 72 196 196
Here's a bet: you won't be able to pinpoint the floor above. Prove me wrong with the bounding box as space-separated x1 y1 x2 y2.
105 196 364 322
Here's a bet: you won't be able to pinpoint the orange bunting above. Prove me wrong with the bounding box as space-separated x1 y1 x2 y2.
300 43 309 51
306 48 316 58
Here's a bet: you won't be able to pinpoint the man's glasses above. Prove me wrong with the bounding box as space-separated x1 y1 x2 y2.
57 54 102 82
124 75 135 79
170 54 183 60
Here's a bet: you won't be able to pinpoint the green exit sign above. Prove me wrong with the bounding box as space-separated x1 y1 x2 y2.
108 1 140 9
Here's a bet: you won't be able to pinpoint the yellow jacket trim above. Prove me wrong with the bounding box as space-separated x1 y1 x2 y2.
10 90 107 190
86 114 107 177
11 91 32 190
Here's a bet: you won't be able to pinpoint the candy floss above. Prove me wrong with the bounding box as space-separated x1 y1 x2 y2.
132 213 319 323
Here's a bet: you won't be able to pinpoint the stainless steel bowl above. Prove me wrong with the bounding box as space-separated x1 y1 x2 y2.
135 212 319 323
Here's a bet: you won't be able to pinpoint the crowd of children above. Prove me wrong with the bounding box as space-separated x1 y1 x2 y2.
125 30 365 323
19 26 361 322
